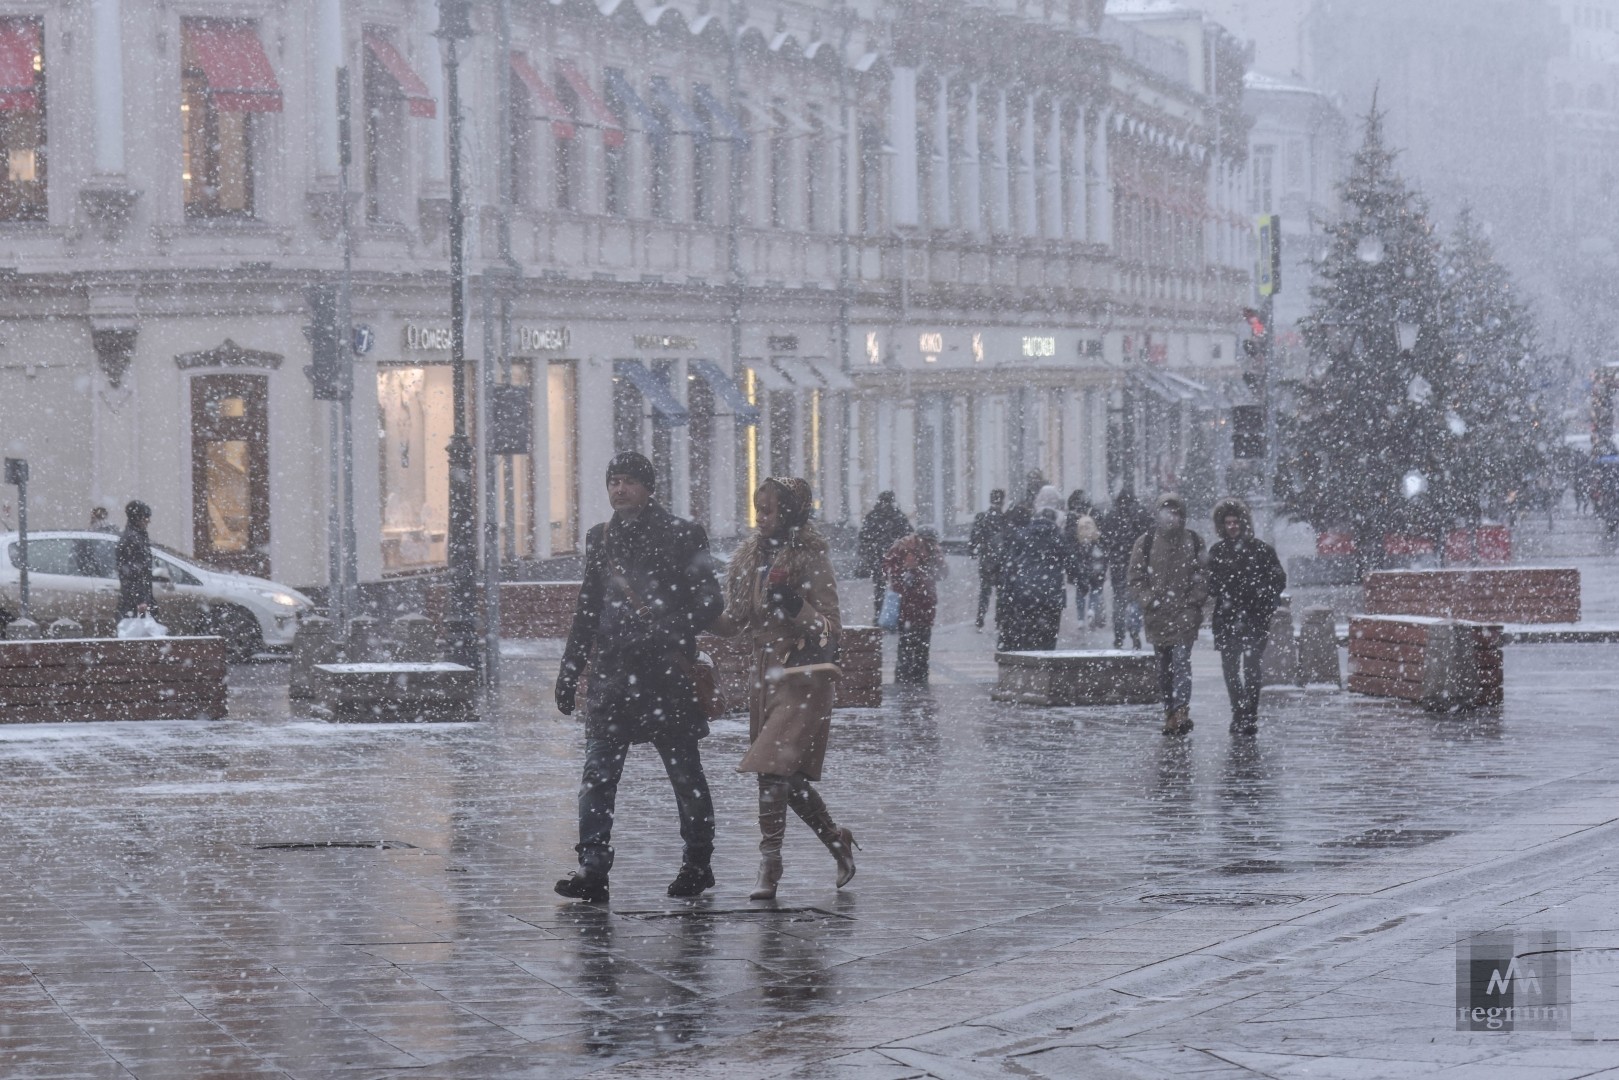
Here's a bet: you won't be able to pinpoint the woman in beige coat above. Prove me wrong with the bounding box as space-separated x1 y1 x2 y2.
710 478 858 900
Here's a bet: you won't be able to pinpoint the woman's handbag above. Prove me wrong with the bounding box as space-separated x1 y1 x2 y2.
878 588 902 631
685 650 727 720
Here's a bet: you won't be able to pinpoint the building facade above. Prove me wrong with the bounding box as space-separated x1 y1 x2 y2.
0 0 1245 590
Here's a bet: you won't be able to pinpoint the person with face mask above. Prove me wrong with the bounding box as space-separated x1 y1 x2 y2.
1126 494 1208 735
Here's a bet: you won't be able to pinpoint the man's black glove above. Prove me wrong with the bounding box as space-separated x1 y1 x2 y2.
555 669 579 716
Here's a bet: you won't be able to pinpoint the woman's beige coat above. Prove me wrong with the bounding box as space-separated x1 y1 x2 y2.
710 531 842 780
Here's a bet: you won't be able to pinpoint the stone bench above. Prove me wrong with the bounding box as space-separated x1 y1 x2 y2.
1364 568 1580 625
1347 615 1503 711
0 636 228 722
992 649 1159 706
311 662 479 723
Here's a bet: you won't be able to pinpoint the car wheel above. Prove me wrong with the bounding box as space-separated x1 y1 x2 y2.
210 605 263 661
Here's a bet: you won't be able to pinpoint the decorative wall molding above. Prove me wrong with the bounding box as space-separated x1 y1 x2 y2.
174 339 284 371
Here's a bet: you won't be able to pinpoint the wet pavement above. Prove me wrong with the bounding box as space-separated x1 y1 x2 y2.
3 559 1619 1077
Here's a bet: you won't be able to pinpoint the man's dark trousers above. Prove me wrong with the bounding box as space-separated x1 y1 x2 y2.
577 729 714 878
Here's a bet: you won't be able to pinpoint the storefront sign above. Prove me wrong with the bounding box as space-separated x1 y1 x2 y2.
518 326 569 352
634 334 697 351
767 335 798 352
403 323 453 351
1022 335 1056 358
918 332 944 355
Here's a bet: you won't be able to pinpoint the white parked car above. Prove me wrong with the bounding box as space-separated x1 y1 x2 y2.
0 530 314 658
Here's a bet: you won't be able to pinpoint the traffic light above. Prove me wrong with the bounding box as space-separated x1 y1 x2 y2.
303 284 350 401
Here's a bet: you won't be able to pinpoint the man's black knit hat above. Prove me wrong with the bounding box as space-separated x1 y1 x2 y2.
606 451 656 491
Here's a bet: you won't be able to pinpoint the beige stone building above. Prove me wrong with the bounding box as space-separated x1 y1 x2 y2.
0 0 1246 590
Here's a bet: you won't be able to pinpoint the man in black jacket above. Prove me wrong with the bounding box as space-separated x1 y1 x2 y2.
856 491 912 624
116 500 154 619
1100 489 1152 649
1207 497 1287 735
554 452 725 903
968 489 1010 631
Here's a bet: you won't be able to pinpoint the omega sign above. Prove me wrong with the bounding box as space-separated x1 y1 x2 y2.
518 326 569 352
403 323 453 351
1022 335 1056 358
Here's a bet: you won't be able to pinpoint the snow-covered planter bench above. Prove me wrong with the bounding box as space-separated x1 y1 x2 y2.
1347 615 1503 712
311 662 479 723
991 650 1159 707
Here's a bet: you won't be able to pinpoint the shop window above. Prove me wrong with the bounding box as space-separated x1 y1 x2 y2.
554 134 577 210
548 361 579 554
363 36 408 223
0 17 45 223
377 366 455 571
768 390 795 475
181 20 281 219
191 375 271 578
496 362 536 560
687 372 714 530
1251 145 1274 215
511 83 536 208
613 371 643 453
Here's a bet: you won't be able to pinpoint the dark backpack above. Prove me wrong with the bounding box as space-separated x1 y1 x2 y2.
1007 527 1067 605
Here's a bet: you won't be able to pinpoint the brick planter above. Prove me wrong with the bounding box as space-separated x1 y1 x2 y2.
311 662 479 722
1363 568 1580 624
1348 615 1503 711
0 637 228 722
992 650 1159 706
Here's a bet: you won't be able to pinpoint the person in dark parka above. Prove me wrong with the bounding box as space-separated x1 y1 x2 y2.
968 489 1012 631
554 452 725 903
856 492 913 624
1001 508 1069 650
1100 489 1153 649
1207 497 1287 735
116 500 155 618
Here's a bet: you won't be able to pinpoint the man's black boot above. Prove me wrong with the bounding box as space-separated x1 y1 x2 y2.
555 872 609 903
667 863 715 898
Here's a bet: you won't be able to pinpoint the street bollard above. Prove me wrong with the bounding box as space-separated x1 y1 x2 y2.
344 615 382 663
1297 606 1343 687
5 617 40 640
1261 599 1298 686
391 613 439 662
289 616 336 700
46 618 83 641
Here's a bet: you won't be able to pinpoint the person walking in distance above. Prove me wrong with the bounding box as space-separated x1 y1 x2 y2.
1101 489 1152 650
883 526 948 684
856 492 912 625
1207 497 1286 735
1002 507 1069 650
1064 490 1105 631
116 501 155 619
1127 494 1207 735
710 478 858 900
554 452 726 904
968 489 1012 632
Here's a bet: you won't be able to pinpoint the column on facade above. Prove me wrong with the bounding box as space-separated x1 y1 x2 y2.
890 67 920 227
931 73 952 230
1060 385 1085 493
308 0 343 176
893 399 918 518
417 0 447 185
89 0 125 174
1088 386 1107 496
1043 98 1064 240
960 83 983 234
991 87 1011 233
1088 107 1113 248
1017 92 1037 238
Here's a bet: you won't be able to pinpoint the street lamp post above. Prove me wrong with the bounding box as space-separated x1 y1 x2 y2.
437 0 479 671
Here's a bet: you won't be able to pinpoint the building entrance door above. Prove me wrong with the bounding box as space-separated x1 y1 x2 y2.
190 374 271 577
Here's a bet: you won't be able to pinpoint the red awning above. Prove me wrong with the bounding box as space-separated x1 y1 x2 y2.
511 52 574 140
558 61 624 148
364 30 436 119
184 22 282 113
0 20 41 113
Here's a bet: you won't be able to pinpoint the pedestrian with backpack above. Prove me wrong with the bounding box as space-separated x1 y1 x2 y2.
1127 494 1207 735
1002 507 1069 650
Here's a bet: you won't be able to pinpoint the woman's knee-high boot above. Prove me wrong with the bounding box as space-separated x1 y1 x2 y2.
788 777 859 888
751 776 789 900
